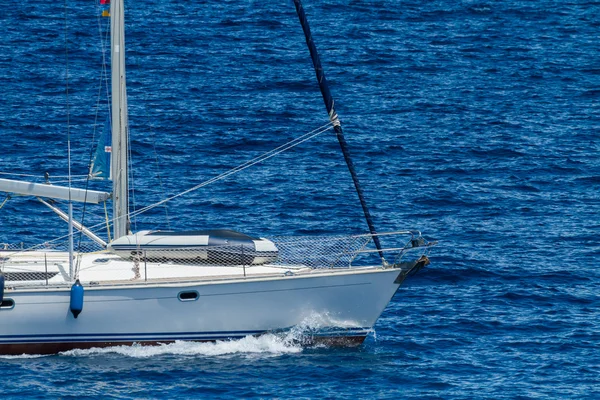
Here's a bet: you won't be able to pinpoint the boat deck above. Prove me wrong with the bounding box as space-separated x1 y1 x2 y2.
0 231 430 289
0 250 339 289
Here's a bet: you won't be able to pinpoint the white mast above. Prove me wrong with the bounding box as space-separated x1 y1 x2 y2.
110 0 129 240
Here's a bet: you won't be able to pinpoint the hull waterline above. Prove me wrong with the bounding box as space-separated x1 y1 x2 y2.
0 335 368 356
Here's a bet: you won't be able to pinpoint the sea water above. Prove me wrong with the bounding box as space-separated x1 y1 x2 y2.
0 0 598 398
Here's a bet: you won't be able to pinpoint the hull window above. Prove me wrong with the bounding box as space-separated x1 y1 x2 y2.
0 299 14 310
178 291 199 302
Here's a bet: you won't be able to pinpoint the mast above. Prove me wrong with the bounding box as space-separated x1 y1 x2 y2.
64 0 74 279
292 0 385 261
110 0 129 239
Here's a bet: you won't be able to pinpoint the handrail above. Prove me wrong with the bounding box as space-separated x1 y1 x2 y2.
351 230 421 239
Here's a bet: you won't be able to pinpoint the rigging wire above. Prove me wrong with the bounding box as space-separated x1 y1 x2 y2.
0 172 53 178
74 2 112 275
63 0 76 279
87 0 112 169
128 125 137 234
63 2 71 191
151 141 171 229
127 13 171 230
43 174 89 179
16 122 334 250
127 119 137 234
50 177 93 184
128 122 334 220
0 173 90 181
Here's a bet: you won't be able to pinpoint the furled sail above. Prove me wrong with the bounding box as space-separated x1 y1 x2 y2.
89 118 112 180
0 178 110 204
292 0 384 260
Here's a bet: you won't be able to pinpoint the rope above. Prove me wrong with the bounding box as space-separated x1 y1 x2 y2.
104 201 111 243
46 174 89 179
0 173 92 180
50 177 91 184
0 195 10 210
0 172 45 178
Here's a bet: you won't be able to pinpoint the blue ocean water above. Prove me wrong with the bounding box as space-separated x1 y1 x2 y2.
1 0 599 398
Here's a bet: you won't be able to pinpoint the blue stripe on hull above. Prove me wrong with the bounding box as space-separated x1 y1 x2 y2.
0 329 265 339
0 327 370 344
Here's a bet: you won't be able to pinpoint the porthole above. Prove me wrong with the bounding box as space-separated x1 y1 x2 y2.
0 299 15 310
178 291 199 302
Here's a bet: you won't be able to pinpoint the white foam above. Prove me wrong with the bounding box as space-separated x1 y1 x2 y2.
0 353 51 360
293 311 362 330
60 334 302 358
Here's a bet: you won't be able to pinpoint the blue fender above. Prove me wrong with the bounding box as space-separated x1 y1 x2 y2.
70 279 84 319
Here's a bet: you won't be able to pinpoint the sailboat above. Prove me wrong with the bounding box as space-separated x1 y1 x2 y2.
0 0 433 355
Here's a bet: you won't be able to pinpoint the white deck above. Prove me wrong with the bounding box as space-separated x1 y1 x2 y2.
0 250 334 289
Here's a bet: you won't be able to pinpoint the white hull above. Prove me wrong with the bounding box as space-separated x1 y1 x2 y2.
0 266 404 354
